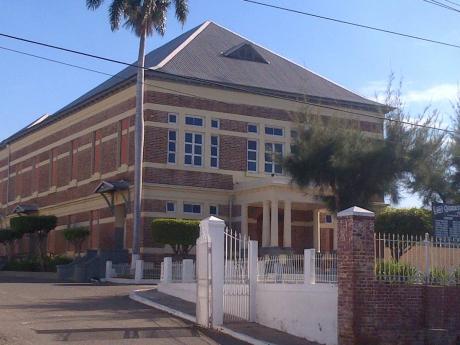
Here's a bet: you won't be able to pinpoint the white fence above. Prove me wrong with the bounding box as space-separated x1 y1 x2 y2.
160 258 196 283
143 262 162 280
105 260 162 283
375 232 460 285
257 250 337 284
111 263 133 279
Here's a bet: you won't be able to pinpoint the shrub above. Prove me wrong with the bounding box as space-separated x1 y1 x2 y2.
151 218 200 256
0 229 23 261
375 260 418 283
375 207 433 236
3 255 72 272
63 227 90 257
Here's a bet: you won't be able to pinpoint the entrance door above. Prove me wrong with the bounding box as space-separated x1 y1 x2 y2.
114 205 126 250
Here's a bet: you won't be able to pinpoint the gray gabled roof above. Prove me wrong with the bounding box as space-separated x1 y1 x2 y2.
1 20 383 147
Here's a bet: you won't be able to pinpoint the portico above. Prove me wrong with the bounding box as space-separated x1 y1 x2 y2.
234 176 337 253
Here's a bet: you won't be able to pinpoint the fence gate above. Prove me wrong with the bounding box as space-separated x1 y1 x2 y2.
223 227 250 322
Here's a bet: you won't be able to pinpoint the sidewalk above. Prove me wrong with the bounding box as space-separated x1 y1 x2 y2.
130 288 322 345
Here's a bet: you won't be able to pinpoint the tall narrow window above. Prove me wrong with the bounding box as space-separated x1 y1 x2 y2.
167 130 176 164
184 132 203 167
265 142 283 174
210 135 219 168
247 140 258 172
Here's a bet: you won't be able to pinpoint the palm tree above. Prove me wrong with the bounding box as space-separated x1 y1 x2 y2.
86 0 189 262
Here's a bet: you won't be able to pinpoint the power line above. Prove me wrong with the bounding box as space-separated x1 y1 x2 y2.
241 0 460 49
443 0 460 7
423 0 460 13
0 42 457 135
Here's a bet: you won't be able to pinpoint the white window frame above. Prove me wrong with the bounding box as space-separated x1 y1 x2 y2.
184 132 203 167
210 135 219 168
185 115 204 127
247 123 258 133
209 204 218 216
247 139 258 172
211 118 220 129
265 126 284 136
183 202 202 215
264 142 283 175
168 113 178 124
167 130 177 164
166 201 176 213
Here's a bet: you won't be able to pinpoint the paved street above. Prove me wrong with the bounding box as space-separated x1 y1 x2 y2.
0 273 248 345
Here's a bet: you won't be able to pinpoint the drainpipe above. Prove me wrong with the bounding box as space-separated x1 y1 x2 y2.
4 144 11 224
228 194 235 229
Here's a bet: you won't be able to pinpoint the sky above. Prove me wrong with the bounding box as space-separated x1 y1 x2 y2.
0 0 459 208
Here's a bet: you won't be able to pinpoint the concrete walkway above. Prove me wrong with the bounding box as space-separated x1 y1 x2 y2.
131 289 322 345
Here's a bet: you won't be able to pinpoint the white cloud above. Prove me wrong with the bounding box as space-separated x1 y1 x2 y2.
404 84 458 103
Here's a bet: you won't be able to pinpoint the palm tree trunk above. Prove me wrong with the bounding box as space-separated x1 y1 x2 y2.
132 31 146 263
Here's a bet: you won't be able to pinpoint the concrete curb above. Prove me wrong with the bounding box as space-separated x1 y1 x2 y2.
129 289 277 345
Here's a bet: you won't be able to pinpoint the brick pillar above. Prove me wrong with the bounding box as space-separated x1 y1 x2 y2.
337 206 375 345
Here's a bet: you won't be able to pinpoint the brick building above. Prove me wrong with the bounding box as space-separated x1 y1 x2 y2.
0 21 386 258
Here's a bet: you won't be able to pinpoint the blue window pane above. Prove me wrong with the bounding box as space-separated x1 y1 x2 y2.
274 164 282 174
248 161 257 171
211 136 218 145
275 144 283 153
194 156 202 166
211 147 218 156
194 134 202 144
168 114 177 123
211 157 218 167
265 127 273 135
265 143 272 152
194 118 203 126
168 142 176 152
248 140 257 150
185 133 192 142
210 206 217 215
192 204 201 213
274 128 283 136
211 119 219 128
248 151 256 160
167 202 175 212
265 163 272 173
169 131 176 140
168 153 175 163
248 124 258 133
184 155 192 165
184 204 192 213
185 117 194 125
194 146 202 155
185 144 192 154
265 153 272 162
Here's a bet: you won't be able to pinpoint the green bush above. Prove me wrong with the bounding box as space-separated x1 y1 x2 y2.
3 255 72 272
151 218 199 256
375 207 433 236
375 260 418 283
63 227 90 257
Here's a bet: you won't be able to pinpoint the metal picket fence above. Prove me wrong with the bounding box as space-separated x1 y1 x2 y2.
257 254 304 283
375 232 460 285
315 252 338 284
111 263 133 279
143 262 162 280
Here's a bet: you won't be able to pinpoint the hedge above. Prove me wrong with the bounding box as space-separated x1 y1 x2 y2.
375 207 432 236
151 218 200 256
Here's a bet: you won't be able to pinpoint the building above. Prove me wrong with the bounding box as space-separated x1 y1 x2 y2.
0 21 386 258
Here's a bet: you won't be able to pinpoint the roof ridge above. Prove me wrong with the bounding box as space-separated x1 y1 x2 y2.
210 21 379 106
152 21 212 70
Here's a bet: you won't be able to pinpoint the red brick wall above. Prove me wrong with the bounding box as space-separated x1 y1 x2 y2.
144 127 168 164
337 212 460 345
219 135 246 171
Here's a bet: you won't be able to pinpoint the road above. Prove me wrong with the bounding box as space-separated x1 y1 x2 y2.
0 272 247 345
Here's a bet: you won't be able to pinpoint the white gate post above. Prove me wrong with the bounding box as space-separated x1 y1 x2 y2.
134 259 144 282
163 257 172 283
182 259 194 283
304 248 316 284
248 240 258 322
105 260 112 279
199 216 225 328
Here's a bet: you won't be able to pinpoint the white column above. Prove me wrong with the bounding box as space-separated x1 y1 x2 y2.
283 200 292 248
163 257 172 283
199 216 225 327
134 259 144 282
241 203 248 238
270 199 279 247
105 260 112 279
248 240 258 322
262 200 270 247
182 259 194 283
304 248 316 284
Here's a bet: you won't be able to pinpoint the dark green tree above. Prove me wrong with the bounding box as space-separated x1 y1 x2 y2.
10 216 57 271
63 227 90 258
86 0 189 262
0 229 23 262
151 219 199 256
